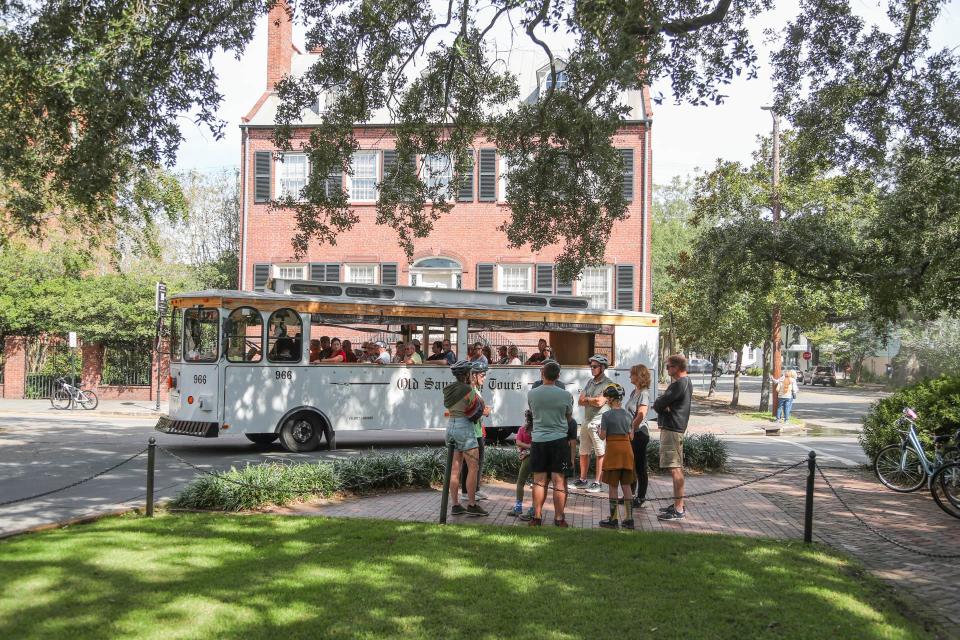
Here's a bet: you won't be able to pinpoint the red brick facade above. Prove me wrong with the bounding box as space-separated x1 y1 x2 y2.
240 2 653 312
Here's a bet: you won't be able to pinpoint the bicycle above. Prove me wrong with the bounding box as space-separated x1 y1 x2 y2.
50 377 99 411
874 407 959 519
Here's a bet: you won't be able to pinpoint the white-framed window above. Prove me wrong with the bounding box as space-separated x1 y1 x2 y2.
579 266 613 309
275 264 307 280
544 69 569 92
499 264 532 292
424 154 453 197
277 153 308 200
348 151 379 202
344 264 378 284
498 154 510 203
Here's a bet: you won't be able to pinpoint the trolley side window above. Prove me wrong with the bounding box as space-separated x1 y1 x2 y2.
183 308 219 362
226 307 263 363
169 308 182 363
268 308 303 363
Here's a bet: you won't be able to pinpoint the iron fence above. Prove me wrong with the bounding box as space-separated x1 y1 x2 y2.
24 338 79 399
101 345 152 387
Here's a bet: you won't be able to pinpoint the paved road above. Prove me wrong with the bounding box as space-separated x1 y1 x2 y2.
689 375 887 431
0 407 869 537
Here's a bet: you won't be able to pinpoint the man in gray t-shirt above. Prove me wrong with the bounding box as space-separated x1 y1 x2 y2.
525 361 574 527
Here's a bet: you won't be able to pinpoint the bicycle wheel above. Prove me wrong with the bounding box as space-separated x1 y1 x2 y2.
874 444 926 492
930 462 960 519
77 390 98 410
51 389 71 410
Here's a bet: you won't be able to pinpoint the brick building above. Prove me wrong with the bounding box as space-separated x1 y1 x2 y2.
240 3 653 313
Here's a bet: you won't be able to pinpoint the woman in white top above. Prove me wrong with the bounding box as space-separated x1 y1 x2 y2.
507 345 523 365
769 370 799 423
625 364 652 508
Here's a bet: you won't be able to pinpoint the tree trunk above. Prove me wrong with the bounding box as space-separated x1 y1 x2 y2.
731 348 744 407
759 338 772 412
707 349 721 398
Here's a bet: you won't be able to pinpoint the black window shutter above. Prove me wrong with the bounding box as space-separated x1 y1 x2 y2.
253 264 271 291
254 152 272 203
555 276 573 296
619 148 634 202
382 149 397 181
457 151 474 202
535 264 554 294
381 263 398 286
478 149 496 201
616 264 635 310
476 263 495 290
325 263 341 282
309 263 326 281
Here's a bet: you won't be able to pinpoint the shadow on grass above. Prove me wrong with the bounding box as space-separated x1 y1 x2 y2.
0 513 934 640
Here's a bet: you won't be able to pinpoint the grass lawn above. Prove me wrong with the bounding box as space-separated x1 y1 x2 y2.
738 411 805 425
0 513 932 640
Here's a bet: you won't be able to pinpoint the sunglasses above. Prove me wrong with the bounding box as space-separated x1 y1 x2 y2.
590 364 602 369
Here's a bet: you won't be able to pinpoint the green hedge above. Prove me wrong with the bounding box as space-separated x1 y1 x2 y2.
859 374 960 460
745 366 764 376
173 436 729 511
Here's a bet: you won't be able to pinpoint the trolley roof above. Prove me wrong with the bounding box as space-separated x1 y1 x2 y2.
170 279 660 327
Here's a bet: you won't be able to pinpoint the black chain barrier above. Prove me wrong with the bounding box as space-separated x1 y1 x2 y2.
0 448 148 508
529 458 809 502
816 464 960 560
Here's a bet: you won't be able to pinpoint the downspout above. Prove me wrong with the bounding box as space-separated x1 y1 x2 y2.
240 127 249 290
640 124 651 312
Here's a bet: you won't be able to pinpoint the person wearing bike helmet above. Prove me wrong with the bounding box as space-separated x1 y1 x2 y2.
458 360 492 502
597 383 637 529
442 360 489 517
576 354 615 493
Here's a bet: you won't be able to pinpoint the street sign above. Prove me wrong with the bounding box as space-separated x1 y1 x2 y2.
68 332 77 348
155 282 167 315
802 351 812 361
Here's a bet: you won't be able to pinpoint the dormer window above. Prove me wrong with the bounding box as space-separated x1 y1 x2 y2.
544 70 569 92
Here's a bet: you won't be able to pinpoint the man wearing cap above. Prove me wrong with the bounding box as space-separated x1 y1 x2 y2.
373 341 391 365
576 354 615 493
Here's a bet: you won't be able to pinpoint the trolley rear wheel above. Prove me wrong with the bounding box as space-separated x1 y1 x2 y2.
279 413 322 452
245 433 279 446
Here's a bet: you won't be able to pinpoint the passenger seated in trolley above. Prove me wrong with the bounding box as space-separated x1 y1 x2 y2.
320 338 347 363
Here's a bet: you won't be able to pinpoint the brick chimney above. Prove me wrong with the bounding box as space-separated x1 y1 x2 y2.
266 0 293 90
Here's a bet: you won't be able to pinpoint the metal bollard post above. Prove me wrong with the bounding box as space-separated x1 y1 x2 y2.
803 450 816 543
439 443 455 524
146 437 156 517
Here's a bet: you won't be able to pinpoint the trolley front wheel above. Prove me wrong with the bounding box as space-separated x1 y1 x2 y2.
874 444 926 492
279 413 321 452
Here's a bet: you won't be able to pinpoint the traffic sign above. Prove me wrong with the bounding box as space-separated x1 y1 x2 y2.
155 282 167 315
68 332 77 348
802 351 812 361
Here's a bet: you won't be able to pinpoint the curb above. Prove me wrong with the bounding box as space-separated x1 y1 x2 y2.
0 505 140 540
0 409 160 419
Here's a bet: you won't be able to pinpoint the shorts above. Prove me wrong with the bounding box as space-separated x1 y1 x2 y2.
602 468 637 486
531 438 570 474
578 419 606 457
446 417 480 452
659 430 684 469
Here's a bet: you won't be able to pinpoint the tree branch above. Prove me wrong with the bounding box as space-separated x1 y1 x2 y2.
525 0 556 103
625 0 733 37
866 0 921 98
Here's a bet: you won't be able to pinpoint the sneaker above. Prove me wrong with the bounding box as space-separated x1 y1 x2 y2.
466 504 489 517
528 517 543 526
572 479 588 489
450 504 466 516
658 504 676 514
632 497 645 509
507 504 523 517
587 482 603 493
657 509 685 521
554 518 569 528
622 519 635 530
599 518 619 529
519 507 535 521
475 491 489 501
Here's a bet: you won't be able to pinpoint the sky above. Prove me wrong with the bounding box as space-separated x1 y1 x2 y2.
174 1 960 185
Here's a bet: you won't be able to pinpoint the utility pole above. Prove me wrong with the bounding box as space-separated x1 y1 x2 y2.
762 106 782 417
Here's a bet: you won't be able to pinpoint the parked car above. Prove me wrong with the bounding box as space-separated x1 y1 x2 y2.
688 358 714 374
787 365 806 385
810 365 837 387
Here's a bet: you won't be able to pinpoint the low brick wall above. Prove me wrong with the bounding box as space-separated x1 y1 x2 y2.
95 385 152 401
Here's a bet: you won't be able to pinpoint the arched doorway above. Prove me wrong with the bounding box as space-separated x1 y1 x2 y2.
409 257 462 289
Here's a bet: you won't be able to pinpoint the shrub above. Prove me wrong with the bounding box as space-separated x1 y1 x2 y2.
646 432 728 473
859 374 960 460
745 366 764 377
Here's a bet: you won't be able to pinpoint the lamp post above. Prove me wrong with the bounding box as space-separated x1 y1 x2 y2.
762 106 782 416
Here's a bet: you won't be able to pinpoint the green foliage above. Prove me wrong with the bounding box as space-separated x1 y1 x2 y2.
859 375 960 460
895 317 960 381
745 366 764 376
646 433 729 474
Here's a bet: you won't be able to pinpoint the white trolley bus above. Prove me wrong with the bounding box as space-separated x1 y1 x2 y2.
156 279 660 452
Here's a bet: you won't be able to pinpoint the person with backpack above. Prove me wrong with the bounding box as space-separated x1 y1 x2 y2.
443 360 489 517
